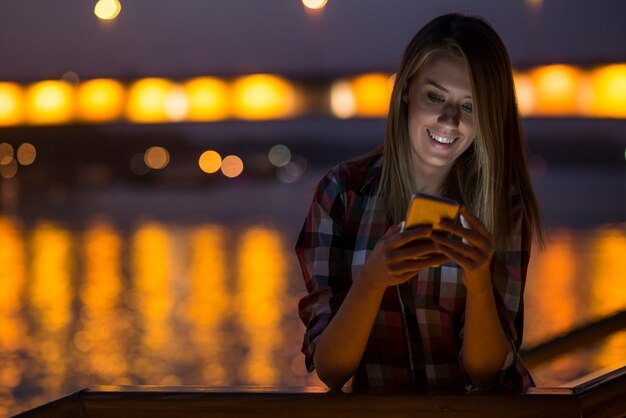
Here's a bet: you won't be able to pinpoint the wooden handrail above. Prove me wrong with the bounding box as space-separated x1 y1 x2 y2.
12 366 626 418
521 309 626 368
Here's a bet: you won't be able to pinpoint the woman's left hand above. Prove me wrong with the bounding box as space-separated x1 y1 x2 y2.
430 206 494 295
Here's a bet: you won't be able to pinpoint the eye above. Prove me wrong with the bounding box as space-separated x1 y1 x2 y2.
462 103 473 114
427 93 444 104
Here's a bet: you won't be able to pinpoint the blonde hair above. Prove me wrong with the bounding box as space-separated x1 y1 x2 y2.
378 13 545 249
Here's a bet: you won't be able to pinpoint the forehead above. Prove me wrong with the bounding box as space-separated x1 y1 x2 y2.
413 54 472 96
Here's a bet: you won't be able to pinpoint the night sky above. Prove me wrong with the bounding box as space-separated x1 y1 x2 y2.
1 0 625 81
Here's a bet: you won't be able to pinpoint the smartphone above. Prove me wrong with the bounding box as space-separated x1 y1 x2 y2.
401 193 460 231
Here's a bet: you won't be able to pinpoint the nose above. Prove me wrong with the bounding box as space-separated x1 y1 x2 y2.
437 103 460 127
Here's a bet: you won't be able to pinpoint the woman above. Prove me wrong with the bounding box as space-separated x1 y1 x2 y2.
296 13 544 392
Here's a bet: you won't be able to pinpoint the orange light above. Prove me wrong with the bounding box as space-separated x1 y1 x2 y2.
184 77 229 121
513 71 535 116
330 80 356 119
302 0 328 9
0 143 14 165
351 73 392 117
144 146 170 169
95 0 121 20
232 74 296 120
0 83 24 126
221 155 244 178
126 78 174 123
529 65 584 116
198 150 222 174
589 64 626 118
26 80 74 124
76 79 125 122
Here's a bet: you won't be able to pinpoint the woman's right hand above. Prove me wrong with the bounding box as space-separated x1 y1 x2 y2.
357 223 449 291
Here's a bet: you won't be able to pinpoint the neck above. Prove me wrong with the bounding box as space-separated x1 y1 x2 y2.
412 163 451 197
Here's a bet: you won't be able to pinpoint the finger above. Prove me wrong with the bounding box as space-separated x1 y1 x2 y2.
431 235 484 262
437 219 491 252
388 225 433 249
458 206 493 241
433 242 476 270
388 254 450 275
389 241 441 263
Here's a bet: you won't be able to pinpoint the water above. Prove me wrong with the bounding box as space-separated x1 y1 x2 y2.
1 165 625 416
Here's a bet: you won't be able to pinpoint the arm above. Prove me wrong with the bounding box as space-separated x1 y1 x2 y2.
432 206 508 387
297 172 447 390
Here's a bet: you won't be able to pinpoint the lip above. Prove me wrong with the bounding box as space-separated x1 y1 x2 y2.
427 128 458 145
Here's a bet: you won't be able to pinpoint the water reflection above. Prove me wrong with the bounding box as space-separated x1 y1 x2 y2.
237 226 286 385
0 217 26 417
187 225 230 385
28 223 73 396
76 221 129 383
1 218 625 415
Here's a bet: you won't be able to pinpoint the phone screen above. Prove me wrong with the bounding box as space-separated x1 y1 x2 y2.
402 193 459 231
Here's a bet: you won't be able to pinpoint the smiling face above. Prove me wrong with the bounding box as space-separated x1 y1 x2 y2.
406 53 475 184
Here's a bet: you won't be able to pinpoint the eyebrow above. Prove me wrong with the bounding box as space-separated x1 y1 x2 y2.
425 79 472 99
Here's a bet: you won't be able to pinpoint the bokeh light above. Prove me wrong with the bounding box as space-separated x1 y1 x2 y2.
126 78 174 123
164 86 188 121
0 83 24 126
0 143 14 165
184 77 230 121
330 80 356 119
144 147 170 170
268 144 291 168
589 64 626 118
529 65 584 116
232 74 296 120
221 155 244 178
352 73 392 117
26 80 74 124
302 0 328 10
76 79 125 122
95 0 121 20
513 71 535 116
16 143 36 166
0 159 18 179
198 150 222 174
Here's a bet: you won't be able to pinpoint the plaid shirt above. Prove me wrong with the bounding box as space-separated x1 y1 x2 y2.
296 152 533 391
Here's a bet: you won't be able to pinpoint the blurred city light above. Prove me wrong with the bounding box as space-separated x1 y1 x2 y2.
513 72 535 116
0 159 17 179
144 146 170 169
184 77 229 121
16 143 36 166
221 155 244 178
126 78 174 123
529 65 584 116
164 86 189 122
352 73 392 117
0 143 14 165
0 83 24 126
302 0 328 10
26 80 74 124
268 144 291 167
589 64 626 118
330 80 356 119
198 150 222 174
232 74 295 120
95 0 121 20
130 153 150 175
76 79 125 122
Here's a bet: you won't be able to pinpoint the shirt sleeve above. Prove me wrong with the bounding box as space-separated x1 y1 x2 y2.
296 168 350 372
460 196 535 392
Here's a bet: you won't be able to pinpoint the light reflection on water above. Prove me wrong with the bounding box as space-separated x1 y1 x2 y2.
1 216 626 415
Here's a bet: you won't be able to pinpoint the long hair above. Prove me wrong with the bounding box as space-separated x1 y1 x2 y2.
378 13 545 249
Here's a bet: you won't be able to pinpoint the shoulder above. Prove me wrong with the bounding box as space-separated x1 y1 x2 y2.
322 150 383 196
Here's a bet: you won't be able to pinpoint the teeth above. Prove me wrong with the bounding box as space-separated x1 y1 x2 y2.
428 130 456 144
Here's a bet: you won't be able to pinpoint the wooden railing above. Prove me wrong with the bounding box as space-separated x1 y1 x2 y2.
14 310 626 418
12 365 626 418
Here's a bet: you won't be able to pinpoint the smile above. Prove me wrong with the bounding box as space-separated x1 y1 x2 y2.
427 129 457 145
